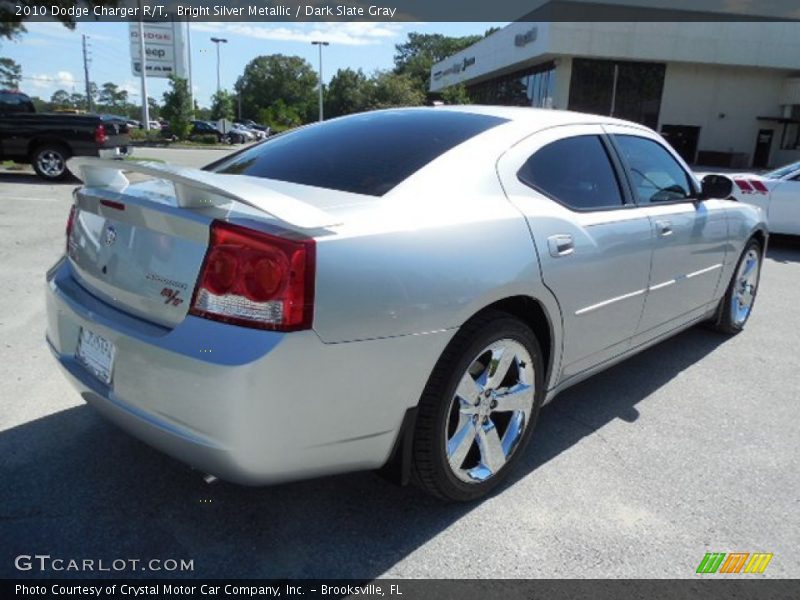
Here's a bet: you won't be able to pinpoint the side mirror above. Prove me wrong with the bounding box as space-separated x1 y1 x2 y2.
700 174 734 200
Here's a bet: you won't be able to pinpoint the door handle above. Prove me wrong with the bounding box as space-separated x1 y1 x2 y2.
547 234 574 257
655 219 673 237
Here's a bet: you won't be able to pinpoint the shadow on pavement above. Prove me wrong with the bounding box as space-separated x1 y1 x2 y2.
0 327 728 579
0 172 76 186
766 236 800 263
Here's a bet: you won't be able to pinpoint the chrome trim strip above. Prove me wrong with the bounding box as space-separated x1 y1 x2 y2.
647 263 723 293
575 288 646 316
686 263 723 279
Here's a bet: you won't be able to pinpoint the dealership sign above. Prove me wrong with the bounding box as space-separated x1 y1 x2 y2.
129 22 188 79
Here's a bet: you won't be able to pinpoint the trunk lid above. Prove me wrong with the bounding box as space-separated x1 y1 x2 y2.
68 182 211 328
65 158 342 329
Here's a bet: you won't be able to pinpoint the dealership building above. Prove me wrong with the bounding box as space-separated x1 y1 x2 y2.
430 22 800 168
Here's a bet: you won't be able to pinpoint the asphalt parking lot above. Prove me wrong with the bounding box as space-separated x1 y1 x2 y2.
1 147 798 579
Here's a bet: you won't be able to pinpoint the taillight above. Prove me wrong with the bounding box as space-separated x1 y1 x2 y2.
94 124 107 145
189 221 316 331
65 204 77 252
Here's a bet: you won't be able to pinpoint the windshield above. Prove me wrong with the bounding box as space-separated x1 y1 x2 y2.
765 161 800 179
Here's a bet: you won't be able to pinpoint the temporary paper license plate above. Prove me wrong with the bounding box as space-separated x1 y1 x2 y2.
75 327 116 385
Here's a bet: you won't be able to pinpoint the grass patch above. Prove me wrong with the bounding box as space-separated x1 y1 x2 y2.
124 156 165 163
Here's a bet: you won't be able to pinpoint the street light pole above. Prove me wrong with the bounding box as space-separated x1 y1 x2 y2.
210 37 228 94
311 41 329 122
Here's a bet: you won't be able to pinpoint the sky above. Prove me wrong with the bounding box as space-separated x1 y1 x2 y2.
0 21 505 109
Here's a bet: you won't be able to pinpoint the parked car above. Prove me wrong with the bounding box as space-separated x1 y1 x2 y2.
49 107 766 501
699 160 800 235
234 122 266 140
148 120 162 130
0 89 131 181
239 119 271 136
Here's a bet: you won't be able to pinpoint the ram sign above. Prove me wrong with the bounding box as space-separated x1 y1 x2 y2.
129 22 189 79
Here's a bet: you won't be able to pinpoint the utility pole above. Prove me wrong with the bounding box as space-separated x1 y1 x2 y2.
186 22 194 117
311 41 329 122
82 34 92 112
137 16 150 130
210 37 228 94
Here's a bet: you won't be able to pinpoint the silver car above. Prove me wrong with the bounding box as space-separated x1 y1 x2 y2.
47 107 766 501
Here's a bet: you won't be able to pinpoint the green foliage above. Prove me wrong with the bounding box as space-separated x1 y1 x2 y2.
258 99 303 132
98 82 128 108
393 32 482 98
441 83 472 105
0 57 22 88
210 89 235 122
370 71 426 109
161 76 193 140
50 89 71 107
325 68 373 118
190 134 221 145
236 54 317 124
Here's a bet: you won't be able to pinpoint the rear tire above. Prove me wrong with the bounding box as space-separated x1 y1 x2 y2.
712 239 762 334
412 310 544 502
31 144 71 181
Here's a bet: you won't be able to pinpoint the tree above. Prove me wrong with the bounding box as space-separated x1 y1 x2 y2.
210 89 235 122
325 68 374 118
161 76 192 139
235 54 318 124
258 99 303 133
369 71 426 109
69 92 86 109
441 83 472 105
0 57 22 88
393 33 482 97
147 96 160 120
98 82 127 109
50 89 71 107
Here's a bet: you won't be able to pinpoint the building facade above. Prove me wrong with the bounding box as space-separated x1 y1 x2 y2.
430 22 800 168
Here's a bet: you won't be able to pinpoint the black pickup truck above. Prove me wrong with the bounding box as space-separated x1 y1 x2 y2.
0 90 131 181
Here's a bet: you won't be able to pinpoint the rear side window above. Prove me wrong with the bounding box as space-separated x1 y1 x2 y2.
613 135 694 203
210 109 507 196
0 92 34 114
517 135 624 210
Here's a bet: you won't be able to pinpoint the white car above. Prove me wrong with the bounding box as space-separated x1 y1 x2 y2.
712 161 800 235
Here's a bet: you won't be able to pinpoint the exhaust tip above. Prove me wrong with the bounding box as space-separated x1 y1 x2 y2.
203 473 219 485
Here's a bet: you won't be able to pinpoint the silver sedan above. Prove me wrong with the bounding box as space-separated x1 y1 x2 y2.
47 107 767 501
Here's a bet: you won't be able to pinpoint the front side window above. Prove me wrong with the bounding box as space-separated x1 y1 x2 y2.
613 135 694 203
517 135 624 210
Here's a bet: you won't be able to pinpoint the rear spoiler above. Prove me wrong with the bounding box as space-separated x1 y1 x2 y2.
67 157 341 230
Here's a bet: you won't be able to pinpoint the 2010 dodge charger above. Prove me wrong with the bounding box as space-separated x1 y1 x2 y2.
46 107 766 501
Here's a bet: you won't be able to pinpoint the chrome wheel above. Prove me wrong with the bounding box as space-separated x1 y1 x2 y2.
445 339 535 483
36 149 66 178
731 247 760 326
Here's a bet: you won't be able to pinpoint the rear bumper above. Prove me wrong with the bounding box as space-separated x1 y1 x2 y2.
98 146 132 159
45 258 453 485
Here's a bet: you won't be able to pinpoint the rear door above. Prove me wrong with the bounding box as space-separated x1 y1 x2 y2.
606 127 729 337
497 124 654 383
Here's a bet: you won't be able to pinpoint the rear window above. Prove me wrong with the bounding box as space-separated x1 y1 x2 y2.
209 109 507 196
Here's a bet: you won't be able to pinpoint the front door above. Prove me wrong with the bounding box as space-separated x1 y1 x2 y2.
607 129 729 337
497 124 654 383
753 129 774 169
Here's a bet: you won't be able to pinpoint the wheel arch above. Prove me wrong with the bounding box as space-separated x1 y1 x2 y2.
380 293 560 487
27 137 73 159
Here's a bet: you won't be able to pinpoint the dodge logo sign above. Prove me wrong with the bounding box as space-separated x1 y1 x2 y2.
104 225 117 247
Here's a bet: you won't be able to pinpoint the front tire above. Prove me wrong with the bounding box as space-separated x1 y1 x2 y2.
32 144 71 181
412 311 544 502
713 239 762 334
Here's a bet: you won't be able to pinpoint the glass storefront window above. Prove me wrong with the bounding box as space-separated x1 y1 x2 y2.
567 58 666 129
468 62 556 108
